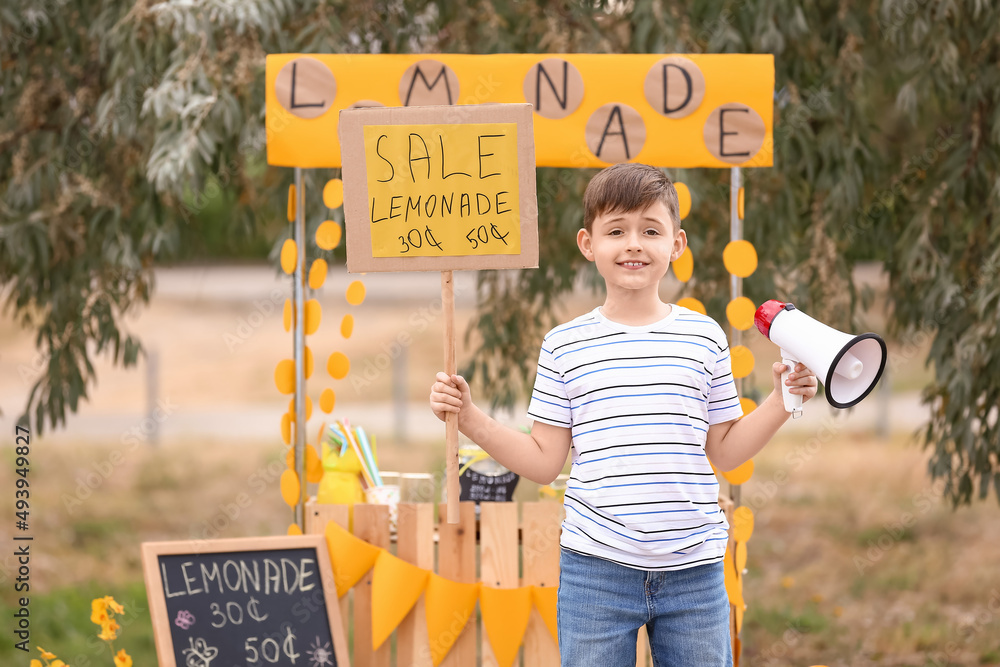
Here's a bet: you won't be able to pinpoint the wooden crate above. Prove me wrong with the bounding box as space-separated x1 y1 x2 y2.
305 500 668 667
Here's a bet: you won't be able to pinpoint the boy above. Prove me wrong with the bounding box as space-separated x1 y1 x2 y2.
429 163 817 667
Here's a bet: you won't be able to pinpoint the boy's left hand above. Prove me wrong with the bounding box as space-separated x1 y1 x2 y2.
772 362 818 403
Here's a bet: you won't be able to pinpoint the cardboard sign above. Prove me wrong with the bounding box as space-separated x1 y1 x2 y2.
340 104 538 273
142 535 350 667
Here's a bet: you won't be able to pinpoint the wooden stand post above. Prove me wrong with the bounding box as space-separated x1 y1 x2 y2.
442 270 460 524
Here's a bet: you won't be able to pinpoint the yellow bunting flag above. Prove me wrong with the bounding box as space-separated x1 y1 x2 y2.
531 586 558 643
721 459 754 486
371 551 431 650
287 523 303 536
283 299 293 331
726 296 756 331
287 184 296 222
480 585 533 667
340 314 354 338
324 522 382 597
425 574 481 667
739 397 757 415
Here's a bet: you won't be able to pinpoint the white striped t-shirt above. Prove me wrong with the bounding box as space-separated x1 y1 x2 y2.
527 305 743 571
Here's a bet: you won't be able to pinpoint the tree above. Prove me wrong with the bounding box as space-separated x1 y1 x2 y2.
2 0 997 505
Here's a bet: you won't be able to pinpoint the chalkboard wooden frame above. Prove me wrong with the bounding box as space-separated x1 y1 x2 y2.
141 535 350 667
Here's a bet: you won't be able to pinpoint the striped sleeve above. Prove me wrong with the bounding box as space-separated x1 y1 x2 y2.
706 340 743 425
526 343 572 427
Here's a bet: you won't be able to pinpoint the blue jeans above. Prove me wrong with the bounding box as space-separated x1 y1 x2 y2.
557 548 732 667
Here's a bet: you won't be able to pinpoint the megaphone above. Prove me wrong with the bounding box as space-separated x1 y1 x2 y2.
754 300 887 418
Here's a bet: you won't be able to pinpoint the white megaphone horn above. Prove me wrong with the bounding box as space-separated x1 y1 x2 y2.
754 300 887 418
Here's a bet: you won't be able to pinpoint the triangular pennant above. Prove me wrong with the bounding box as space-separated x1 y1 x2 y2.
324 521 382 597
425 574 480 667
480 585 532 667
371 550 430 650
530 585 558 643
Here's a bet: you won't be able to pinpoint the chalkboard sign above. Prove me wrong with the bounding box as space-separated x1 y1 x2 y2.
142 535 350 667
459 468 519 503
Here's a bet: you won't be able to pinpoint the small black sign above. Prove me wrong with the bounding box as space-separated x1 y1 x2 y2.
459 468 519 503
142 535 350 667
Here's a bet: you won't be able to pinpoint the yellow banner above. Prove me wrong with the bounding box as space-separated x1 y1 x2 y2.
364 123 521 258
265 53 774 169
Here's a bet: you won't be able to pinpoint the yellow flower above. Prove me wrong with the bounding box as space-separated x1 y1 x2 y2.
104 596 125 615
37 647 57 659
98 618 120 641
91 598 109 625
113 649 132 667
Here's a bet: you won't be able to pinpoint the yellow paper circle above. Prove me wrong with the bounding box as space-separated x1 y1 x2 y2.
280 239 297 275
346 280 366 306
738 186 745 220
323 178 344 209
674 182 692 220
735 604 745 634
304 299 321 335
730 345 754 379
289 395 313 421
327 352 350 380
315 220 342 251
722 458 754 485
726 296 756 331
287 523 303 536
308 258 328 290
739 397 757 415
304 346 314 380
735 541 748 572
724 558 743 607
283 299 293 332
341 314 354 338
319 388 336 413
723 240 758 278
672 247 693 282
280 469 300 506
676 297 706 315
733 506 755 542
280 412 292 445
274 359 295 395
287 184 296 222
306 444 323 483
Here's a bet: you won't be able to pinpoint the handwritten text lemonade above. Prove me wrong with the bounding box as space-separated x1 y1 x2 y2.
364 123 521 257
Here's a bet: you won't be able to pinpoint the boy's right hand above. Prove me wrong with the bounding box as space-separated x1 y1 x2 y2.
429 372 472 423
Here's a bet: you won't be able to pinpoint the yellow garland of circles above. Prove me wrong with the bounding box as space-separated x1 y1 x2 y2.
275 179 366 515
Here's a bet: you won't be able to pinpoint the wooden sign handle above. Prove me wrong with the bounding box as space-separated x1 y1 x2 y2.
442 271 460 524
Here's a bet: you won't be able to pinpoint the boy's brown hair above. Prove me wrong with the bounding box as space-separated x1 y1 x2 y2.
582 163 681 233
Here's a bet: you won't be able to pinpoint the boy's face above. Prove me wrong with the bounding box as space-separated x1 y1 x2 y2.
576 201 687 296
